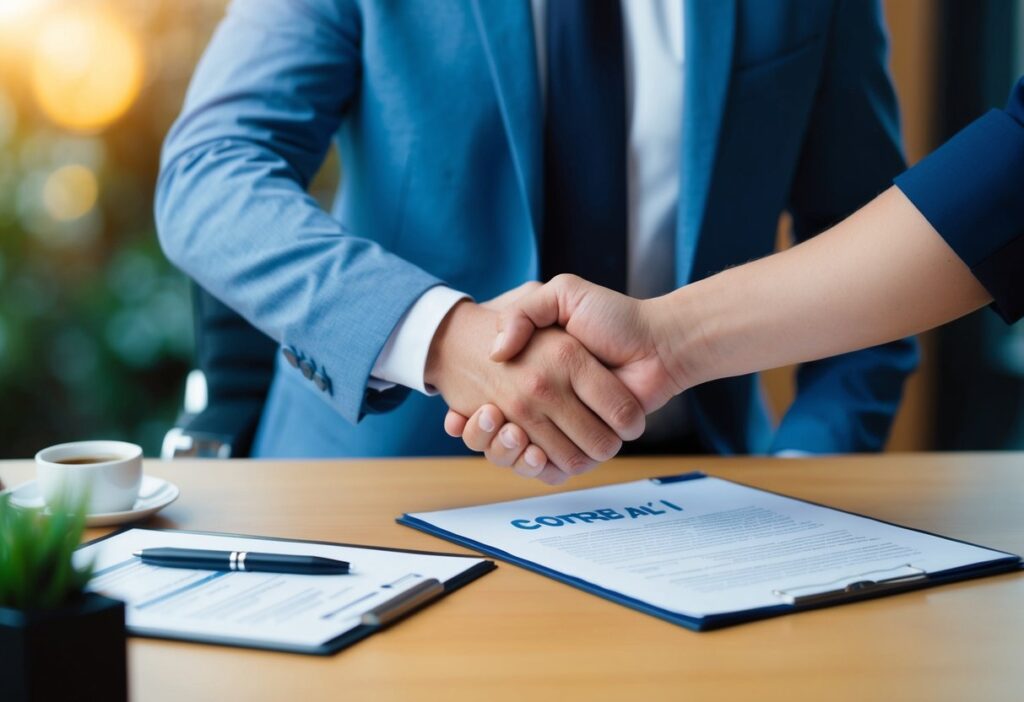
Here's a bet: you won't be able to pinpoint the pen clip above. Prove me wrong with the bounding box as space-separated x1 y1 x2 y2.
772 563 928 606
360 578 443 627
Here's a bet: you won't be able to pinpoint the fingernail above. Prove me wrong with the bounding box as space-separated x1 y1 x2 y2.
479 412 496 433
490 332 504 357
525 451 543 469
500 427 519 450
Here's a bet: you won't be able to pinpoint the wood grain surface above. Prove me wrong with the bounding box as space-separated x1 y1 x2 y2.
1 453 1021 702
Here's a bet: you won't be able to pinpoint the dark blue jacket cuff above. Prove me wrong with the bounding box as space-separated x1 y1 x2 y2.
894 98 1024 323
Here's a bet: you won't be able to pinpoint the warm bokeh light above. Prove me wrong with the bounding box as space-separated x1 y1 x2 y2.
42 163 99 221
0 0 51 23
0 0 214 457
30 6 143 133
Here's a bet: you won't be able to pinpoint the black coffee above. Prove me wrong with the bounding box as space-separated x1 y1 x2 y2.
56 456 123 465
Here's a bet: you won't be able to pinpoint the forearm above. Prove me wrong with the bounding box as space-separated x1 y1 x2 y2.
658 186 991 389
155 0 453 423
157 144 443 423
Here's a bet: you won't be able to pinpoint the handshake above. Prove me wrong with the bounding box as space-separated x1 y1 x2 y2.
426 275 708 486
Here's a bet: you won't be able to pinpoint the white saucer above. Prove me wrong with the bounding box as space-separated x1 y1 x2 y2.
3 475 180 526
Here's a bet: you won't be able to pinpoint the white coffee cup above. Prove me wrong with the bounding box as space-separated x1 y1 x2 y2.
35 441 143 513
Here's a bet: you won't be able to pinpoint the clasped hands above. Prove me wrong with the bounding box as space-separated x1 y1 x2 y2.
425 275 700 485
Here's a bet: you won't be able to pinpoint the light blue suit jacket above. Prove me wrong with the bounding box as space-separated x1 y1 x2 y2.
156 0 918 458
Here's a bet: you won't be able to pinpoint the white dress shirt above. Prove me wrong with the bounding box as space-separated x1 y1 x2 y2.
371 0 685 400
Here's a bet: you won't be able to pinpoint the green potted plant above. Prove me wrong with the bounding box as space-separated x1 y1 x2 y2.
0 494 127 702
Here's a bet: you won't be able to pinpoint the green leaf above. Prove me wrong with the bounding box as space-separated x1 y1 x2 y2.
0 492 93 610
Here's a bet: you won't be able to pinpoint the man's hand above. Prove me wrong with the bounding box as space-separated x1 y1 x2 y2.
491 274 686 412
445 275 699 469
426 295 646 484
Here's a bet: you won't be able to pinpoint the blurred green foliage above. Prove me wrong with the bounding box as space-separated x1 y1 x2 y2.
0 492 93 610
0 1 228 457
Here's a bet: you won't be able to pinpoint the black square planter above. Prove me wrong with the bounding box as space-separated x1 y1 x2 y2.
0 592 128 702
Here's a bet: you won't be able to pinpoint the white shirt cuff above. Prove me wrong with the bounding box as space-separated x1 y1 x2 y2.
368 286 470 395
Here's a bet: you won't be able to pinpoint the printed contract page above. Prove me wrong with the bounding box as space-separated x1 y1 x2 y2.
407 476 1013 617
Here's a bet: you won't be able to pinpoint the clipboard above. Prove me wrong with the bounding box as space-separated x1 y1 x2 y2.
398 472 1022 631
76 528 495 655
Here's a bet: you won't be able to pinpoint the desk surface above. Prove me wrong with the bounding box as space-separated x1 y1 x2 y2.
1 454 1022 701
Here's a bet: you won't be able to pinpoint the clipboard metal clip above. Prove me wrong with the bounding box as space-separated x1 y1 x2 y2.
360 578 443 627
772 563 928 606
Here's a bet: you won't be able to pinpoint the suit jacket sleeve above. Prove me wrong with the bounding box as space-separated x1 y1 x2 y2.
773 0 920 453
155 0 442 425
894 76 1024 324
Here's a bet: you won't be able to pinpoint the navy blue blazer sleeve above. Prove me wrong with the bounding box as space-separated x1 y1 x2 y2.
895 77 1024 323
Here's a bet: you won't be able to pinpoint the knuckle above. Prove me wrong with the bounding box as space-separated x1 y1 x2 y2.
610 398 644 437
523 372 555 401
505 396 533 419
552 338 581 367
506 425 528 449
464 432 488 452
519 413 548 436
561 451 597 476
485 405 506 425
589 431 622 463
552 273 580 288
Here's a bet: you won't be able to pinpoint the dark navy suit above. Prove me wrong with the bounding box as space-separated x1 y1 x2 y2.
896 77 1024 324
157 0 918 457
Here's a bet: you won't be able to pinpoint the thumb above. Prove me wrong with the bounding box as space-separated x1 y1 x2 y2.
480 280 542 311
490 274 580 362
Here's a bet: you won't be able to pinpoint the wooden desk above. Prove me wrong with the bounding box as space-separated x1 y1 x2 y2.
1 454 1021 701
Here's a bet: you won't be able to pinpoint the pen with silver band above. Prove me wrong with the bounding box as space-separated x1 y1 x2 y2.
133 547 350 575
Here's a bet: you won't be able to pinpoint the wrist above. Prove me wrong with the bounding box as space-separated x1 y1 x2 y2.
646 284 719 392
372 286 470 395
424 300 492 392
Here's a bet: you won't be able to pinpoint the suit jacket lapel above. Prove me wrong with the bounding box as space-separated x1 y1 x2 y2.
677 0 737 283
471 0 543 240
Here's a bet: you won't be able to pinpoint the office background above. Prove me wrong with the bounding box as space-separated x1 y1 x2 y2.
0 0 1020 458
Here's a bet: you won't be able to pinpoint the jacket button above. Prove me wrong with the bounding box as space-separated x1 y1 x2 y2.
282 347 300 368
298 358 316 379
313 373 332 395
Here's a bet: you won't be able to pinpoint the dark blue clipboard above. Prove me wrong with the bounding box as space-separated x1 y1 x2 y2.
79 527 496 655
398 472 1022 631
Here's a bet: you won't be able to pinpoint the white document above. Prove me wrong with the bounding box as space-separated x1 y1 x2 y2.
76 529 488 650
405 475 1016 619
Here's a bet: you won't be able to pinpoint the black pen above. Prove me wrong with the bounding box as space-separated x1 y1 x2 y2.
133 547 350 575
